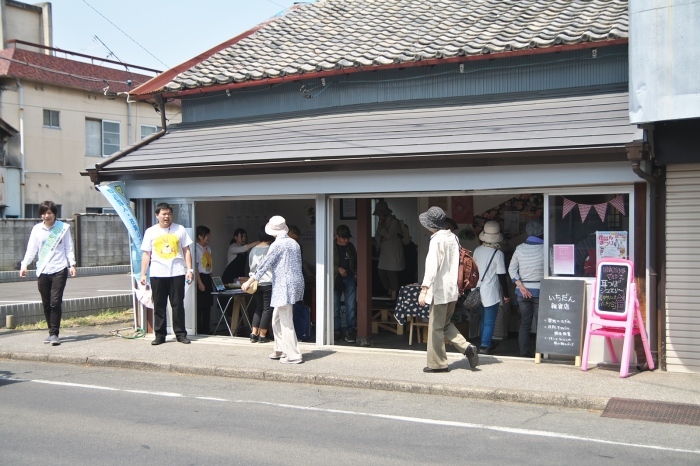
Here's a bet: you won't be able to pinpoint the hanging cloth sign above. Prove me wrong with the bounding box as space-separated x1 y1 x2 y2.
35 221 69 276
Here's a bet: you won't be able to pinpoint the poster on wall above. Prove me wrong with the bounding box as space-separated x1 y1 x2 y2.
451 196 473 224
552 244 575 275
504 211 520 235
596 231 628 260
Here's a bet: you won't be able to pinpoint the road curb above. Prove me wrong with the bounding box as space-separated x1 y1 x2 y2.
0 351 609 410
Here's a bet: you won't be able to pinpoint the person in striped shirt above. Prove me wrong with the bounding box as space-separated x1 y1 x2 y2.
508 220 544 357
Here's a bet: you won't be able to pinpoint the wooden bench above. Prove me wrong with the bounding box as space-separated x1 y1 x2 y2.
371 301 404 335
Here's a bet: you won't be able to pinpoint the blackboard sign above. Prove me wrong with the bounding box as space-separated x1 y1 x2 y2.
595 261 631 314
535 279 586 357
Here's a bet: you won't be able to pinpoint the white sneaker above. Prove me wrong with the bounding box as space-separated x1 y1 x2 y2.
269 352 285 360
279 357 303 364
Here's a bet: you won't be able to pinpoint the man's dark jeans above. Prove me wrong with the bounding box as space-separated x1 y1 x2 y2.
38 268 68 337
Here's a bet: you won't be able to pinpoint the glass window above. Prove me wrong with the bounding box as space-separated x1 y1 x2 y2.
25 204 61 218
548 193 630 278
85 119 102 156
43 109 60 128
140 125 160 139
102 120 121 156
86 119 120 156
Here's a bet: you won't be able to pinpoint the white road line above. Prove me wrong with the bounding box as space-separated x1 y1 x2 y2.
31 380 119 391
19 378 700 455
123 389 183 397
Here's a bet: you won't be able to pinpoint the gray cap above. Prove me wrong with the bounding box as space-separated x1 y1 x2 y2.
419 206 446 231
526 219 543 237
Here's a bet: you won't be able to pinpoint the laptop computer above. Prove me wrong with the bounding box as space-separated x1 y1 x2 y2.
212 276 226 292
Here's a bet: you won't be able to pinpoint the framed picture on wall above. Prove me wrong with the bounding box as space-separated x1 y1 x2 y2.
340 199 357 220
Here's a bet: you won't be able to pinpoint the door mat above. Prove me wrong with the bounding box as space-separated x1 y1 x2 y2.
602 397 700 426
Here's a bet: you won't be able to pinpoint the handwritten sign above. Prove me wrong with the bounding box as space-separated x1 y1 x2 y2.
535 279 586 356
595 261 630 314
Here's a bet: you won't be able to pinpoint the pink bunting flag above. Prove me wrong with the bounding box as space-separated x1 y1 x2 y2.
578 203 592 223
609 195 626 216
562 198 577 218
594 202 607 222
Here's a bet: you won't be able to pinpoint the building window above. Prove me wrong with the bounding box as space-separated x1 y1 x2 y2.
25 204 62 218
86 119 121 157
86 207 117 214
547 193 630 278
43 109 60 128
140 124 160 139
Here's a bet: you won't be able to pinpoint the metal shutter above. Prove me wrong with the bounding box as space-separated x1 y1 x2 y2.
665 164 700 373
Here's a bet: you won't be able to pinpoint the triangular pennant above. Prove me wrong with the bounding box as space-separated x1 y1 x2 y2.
562 198 576 218
578 204 592 223
609 195 626 216
594 202 608 222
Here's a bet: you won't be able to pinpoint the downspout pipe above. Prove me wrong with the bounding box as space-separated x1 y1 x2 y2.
626 139 658 369
16 78 25 216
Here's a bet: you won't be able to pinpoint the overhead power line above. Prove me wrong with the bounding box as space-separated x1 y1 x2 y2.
81 0 169 69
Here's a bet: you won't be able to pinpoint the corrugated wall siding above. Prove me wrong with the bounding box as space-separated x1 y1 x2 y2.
665 164 700 373
182 46 628 123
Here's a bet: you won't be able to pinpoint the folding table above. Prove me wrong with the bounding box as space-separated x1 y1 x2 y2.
212 289 253 337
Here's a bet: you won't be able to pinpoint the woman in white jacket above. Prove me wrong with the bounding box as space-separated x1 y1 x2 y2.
418 206 479 373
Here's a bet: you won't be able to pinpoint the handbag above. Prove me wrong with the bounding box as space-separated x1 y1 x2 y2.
463 249 498 310
244 279 258 295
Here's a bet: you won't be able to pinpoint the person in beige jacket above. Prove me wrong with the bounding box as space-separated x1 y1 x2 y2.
418 206 479 373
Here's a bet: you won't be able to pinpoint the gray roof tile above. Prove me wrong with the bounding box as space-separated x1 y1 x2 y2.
163 0 628 92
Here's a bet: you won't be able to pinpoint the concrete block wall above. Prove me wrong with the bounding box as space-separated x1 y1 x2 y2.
0 215 129 271
0 294 134 327
75 214 130 267
0 218 75 271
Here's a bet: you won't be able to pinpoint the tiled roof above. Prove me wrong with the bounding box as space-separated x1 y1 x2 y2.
0 47 156 94
153 0 628 95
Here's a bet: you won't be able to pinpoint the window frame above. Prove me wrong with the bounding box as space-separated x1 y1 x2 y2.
140 124 160 139
85 118 121 157
43 109 60 129
543 186 635 282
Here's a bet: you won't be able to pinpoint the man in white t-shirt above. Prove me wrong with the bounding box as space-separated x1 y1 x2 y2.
140 202 194 345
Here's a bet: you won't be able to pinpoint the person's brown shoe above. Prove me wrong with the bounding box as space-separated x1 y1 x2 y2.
176 336 191 344
151 336 166 346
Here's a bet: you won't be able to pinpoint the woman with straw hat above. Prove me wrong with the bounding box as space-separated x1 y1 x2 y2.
473 221 510 355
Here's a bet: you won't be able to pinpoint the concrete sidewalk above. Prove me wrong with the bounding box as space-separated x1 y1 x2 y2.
1 323 698 411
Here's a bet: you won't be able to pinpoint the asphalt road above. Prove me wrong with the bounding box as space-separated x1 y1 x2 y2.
0 361 698 465
0 274 132 305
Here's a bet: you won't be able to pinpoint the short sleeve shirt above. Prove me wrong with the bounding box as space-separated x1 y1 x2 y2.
141 223 193 277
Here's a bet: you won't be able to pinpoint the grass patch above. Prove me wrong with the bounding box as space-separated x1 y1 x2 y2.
13 308 133 331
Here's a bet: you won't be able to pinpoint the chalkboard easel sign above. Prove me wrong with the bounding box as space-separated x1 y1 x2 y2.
535 279 587 366
595 260 632 318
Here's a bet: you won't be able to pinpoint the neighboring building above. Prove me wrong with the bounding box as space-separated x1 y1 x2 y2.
0 0 52 52
0 1 180 218
87 0 651 367
629 0 700 373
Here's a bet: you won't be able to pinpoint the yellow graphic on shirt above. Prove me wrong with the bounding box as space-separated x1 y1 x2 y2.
201 250 212 273
153 234 179 260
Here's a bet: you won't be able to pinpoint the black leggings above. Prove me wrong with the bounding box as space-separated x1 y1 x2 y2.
251 284 272 331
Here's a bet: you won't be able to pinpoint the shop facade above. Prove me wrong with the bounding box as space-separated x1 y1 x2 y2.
83 1 652 365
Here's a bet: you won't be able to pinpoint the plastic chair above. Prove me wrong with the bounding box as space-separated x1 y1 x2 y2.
581 258 654 378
